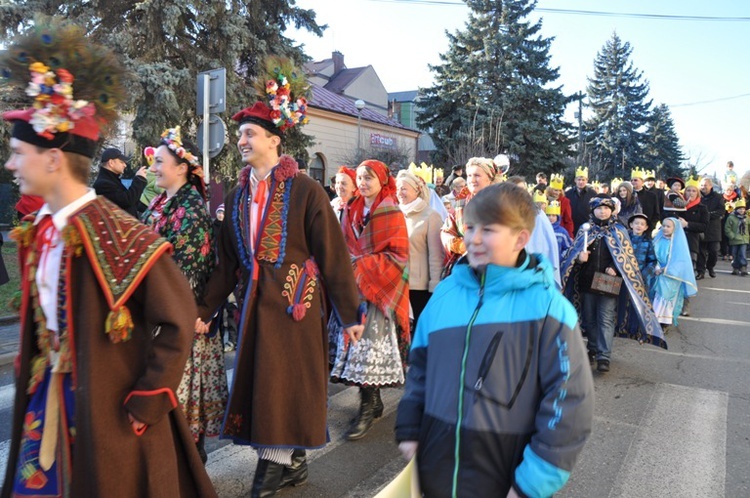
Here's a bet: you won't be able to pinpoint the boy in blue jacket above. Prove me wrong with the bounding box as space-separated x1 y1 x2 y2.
396 183 594 498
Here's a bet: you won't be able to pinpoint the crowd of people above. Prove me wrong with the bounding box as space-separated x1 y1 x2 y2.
2 17 748 498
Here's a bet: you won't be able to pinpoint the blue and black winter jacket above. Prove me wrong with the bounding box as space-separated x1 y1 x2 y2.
395 252 594 498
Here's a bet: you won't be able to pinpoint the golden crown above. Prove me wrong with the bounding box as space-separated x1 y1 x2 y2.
546 200 561 216
631 167 646 181
575 166 588 179
550 173 564 190
644 169 656 180
735 198 746 209
611 177 624 191
434 168 444 181
591 181 602 190
408 162 433 184
533 190 548 204
685 176 701 189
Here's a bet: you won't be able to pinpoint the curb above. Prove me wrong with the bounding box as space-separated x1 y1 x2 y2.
0 351 16 368
0 315 19 326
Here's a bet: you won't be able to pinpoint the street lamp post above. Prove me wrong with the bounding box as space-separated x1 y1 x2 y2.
355 99 365 157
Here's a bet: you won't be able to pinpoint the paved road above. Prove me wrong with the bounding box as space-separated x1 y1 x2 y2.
0 259 748 496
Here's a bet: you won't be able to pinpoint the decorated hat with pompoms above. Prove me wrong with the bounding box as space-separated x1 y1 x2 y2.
1 16 126 158
232 56 310 137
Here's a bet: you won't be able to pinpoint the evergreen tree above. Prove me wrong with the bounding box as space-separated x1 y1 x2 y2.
585 32 652 180
0 1 323 179
417 0 572 176
643 103 685 179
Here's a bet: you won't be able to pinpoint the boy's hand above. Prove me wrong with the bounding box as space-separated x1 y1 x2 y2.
578 251 589 263
605 267 616 276
655 268 663 275
399 441 418 460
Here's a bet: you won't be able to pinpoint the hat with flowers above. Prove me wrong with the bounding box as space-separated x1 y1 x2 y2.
1 16 126 158
232 56 310 137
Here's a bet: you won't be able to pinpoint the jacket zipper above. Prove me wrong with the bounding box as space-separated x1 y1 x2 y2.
452 271 485 498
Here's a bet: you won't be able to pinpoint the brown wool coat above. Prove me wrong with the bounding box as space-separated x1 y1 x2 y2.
198 173 360 448
2 202 217 498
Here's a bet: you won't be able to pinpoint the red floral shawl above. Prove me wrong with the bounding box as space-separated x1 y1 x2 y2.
342 195 410 341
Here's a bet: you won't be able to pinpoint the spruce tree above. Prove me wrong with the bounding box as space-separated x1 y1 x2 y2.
585 32 652 180
417 0 571 176
0 1 323 179
643 103 685 179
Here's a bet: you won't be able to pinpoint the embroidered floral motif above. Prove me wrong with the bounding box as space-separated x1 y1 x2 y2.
10 221 36 248
224 412 243 435
282 259 318 321
61 224 83 257
234 157 299 272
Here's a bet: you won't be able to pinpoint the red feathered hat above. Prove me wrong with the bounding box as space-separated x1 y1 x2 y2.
232 102 280 137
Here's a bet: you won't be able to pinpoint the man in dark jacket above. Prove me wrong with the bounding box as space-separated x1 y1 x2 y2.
644 169 665 211
93 147 147 217
697 177 724 278
565 166 597 234
631 168 660 233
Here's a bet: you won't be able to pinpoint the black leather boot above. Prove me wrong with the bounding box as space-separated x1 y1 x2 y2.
251 459 285 498
373 387 384 419
347 386 376 441
278 449 308 489
196 433 208 464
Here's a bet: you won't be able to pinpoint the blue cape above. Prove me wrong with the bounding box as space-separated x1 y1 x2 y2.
561 216 667 349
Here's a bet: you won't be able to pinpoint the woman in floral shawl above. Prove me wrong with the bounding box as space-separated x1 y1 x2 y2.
330 159 410 441
141 127 227 462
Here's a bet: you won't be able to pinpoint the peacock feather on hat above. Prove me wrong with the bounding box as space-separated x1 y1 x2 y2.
252 55 310 132
0 15 127 138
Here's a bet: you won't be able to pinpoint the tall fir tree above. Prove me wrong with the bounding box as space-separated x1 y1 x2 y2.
0 1 323 179
643 103 685 179
585 32 652 180
417 0 572 176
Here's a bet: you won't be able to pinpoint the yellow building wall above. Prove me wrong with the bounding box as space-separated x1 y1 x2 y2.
306 108 420 184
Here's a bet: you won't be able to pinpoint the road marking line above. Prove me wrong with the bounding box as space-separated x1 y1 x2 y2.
728 301 750 306
702 287 750 294
679 316 750 327
611 383 727 497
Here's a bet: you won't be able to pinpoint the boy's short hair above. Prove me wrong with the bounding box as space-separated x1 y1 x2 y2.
67 151 92 185
464 183 535 232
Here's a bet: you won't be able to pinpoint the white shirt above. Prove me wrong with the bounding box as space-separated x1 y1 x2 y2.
34 190 97 332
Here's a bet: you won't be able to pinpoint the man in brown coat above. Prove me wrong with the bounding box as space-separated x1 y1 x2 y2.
196 64 363 497
1 20 216 497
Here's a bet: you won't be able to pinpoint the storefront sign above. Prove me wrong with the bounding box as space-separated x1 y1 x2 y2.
370 133 396 149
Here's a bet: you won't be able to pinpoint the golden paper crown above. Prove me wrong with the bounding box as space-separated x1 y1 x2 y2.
575 166 588 179
645 169 656 180
611 178 624 191
434 168 444 181
631 167 646 181
533 190 548 204
545 201 561 216
734 198 746 209
685 176 701 189
591 181 602 190
408 162 433 184
550 173 564 190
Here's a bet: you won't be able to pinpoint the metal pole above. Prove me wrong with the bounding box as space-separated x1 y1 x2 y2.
202 73 210 206
357 112 362 154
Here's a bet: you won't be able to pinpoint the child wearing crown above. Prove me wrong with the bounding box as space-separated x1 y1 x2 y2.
1 18 216 496
546 201 573 259
545 173 574 237
725 198 749 276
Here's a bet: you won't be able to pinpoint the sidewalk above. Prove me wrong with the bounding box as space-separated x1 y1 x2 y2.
0 320 19 367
